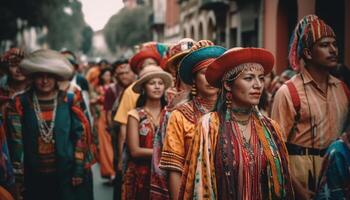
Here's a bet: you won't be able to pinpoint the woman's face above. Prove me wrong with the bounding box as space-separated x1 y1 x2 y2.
144 77 165 100
194 67 219 97
101 70 112 84
228 66 265 108
34 73 57 94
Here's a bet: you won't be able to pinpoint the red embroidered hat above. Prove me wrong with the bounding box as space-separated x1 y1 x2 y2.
129 42 168 74
164 38 195 74
206 47 274 88
1 48 25 67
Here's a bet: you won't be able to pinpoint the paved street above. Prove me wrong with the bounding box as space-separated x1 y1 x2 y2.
92 164 113 200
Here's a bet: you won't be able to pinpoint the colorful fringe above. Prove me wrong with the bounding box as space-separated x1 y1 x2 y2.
288 14 318 71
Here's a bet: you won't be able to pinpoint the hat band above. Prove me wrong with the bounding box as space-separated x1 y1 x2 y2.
169 42 193 58
223 63 264 82
192 58 215 73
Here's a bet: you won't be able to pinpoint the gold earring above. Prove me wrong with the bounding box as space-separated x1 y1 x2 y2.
191 83 197 96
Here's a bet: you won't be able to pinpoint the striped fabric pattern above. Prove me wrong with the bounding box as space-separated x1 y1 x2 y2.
36 98 56 174
271 68 349 149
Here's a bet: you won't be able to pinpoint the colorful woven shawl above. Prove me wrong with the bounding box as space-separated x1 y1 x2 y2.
179 109 294 199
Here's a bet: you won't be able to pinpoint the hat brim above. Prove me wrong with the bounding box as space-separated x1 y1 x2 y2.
178 46 226 85
164 50 190 74
206 48 274 88
132 71 173 93
129 48 162 74
19 50 74 80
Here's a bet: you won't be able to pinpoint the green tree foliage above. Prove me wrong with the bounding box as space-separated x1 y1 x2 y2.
0 2 18 40
81 26 93 54
104 6 152 52
0 0 92 52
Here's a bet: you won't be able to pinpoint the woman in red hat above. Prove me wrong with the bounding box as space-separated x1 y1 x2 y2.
179 47 294 199
121 65 173 200
159 40 226 200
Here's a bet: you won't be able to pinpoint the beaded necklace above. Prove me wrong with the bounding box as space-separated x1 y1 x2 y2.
33 92 58 144
231 114 262 199
192 96 215 114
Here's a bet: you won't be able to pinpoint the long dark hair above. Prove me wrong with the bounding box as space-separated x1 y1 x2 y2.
215 78 234 114
136 92 167 108
98 67 112 85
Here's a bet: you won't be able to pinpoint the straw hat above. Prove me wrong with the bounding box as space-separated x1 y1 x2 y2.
206 47 274 88
19 49 74 80
132 65 173 93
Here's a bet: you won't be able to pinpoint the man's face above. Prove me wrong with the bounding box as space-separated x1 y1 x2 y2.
307 37 338 69
115 64 135 87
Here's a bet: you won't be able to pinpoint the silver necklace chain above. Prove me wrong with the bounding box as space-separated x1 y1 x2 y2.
33 92 58 144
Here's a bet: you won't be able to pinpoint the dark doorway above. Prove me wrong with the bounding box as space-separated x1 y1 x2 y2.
316 0 345 63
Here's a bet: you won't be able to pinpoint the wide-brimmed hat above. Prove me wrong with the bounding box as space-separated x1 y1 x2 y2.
178 45 226 85
132 65 173 93
206 47 274 88
129 42 168 74
164 38 195 74
19 49 74 80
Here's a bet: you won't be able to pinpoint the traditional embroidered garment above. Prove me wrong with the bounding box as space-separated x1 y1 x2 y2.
315 133 350 199
150 90 190 200
0 133 13 188
5 89 93 200
96 84 115 178
0 83 20 188
122 108 158 200
179 110 294 200
160 96 213 173
150 109 171 200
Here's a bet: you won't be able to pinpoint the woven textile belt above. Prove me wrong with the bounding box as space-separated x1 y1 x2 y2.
286 143 327 157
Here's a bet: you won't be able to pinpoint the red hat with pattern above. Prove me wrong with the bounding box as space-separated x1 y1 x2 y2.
164 38 195 74
206 47 274 88
129 42 168 74
1 48 25 67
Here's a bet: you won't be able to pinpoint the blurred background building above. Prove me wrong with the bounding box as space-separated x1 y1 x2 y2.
1 0 349 73
160 0 350 74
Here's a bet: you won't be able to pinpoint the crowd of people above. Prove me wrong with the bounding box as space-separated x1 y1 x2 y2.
0 14 349 200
